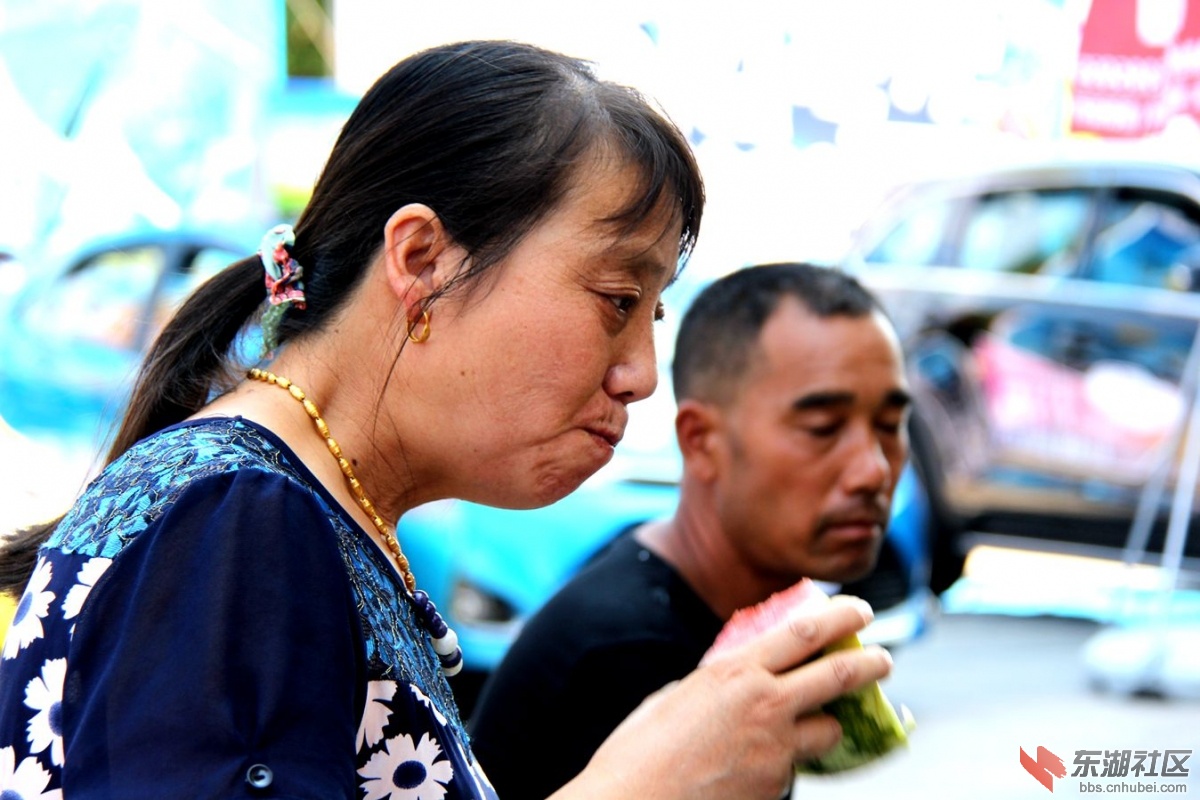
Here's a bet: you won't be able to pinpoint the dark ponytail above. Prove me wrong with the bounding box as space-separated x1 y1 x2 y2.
1 39 704 597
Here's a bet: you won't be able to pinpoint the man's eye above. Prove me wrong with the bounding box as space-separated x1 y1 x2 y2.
654 302 665 322
806 422 842 437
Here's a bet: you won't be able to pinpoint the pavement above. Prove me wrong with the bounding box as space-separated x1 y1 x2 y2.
947 544 1200 701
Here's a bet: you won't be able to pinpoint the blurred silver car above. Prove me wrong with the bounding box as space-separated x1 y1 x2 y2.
843 154 1200 592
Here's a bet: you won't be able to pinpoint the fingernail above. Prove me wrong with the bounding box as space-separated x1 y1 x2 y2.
852 597 874 623
867 644 893 666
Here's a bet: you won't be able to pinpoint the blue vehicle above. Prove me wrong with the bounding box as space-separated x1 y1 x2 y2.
0 230 252 452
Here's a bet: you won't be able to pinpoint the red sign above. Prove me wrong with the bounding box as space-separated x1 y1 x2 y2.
1071 0 1200 138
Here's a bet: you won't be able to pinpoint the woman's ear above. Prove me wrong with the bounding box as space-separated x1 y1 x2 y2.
381 203 459 320
675 399 723 483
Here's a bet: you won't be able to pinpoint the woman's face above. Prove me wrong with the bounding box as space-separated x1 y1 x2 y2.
404 157 683 509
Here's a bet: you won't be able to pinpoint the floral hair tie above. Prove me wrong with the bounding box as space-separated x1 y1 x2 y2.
259 223 306 355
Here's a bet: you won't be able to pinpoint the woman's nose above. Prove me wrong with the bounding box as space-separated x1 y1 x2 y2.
604 326 659 404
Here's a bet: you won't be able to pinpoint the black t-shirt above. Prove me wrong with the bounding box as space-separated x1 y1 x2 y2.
468 528 723 800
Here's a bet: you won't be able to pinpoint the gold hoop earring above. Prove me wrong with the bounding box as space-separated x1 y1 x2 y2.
408 309 432 344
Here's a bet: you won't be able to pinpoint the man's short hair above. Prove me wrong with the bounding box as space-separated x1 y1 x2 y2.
672 262 883 405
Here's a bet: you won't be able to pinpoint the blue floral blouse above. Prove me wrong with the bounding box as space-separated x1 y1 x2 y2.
0 417 498 799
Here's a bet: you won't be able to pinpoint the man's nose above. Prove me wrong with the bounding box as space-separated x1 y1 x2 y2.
844 428 891 494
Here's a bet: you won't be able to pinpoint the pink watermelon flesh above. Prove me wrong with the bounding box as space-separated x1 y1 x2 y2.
708 578 826 655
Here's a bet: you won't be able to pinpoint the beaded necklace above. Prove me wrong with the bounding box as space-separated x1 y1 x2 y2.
247 368 462 676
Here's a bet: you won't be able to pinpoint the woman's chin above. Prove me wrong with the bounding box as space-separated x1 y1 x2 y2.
461 442 613 509
510 465 603 509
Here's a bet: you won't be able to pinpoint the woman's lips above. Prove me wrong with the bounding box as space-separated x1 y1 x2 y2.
588 424 624 450
585 426 622 448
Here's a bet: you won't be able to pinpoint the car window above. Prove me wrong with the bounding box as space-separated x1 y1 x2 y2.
20 245 164 352
864 196 956 266
1086 190 1200 290
958 189 1094 275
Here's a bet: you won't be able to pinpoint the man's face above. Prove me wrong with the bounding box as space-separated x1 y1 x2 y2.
710 299 911 584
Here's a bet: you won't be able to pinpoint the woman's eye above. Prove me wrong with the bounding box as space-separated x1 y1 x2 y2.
609 295 638 314
654 302 666 322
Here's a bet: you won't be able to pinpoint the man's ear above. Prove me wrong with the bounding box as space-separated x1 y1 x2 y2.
676 399 723 483
381 203 460 322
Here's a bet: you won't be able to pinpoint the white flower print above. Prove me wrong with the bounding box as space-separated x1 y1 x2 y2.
356 680 398 751
0 745 62 799
3 559 55 660
25 658 67 766
62 557 112 621
359 732 454 800
409 684 448 726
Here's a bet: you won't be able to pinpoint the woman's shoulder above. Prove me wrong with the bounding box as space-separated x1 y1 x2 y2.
93 416 301 498
48 417 318 558
123 415 293 473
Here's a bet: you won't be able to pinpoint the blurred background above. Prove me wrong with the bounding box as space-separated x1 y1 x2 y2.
2 1 1198 796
